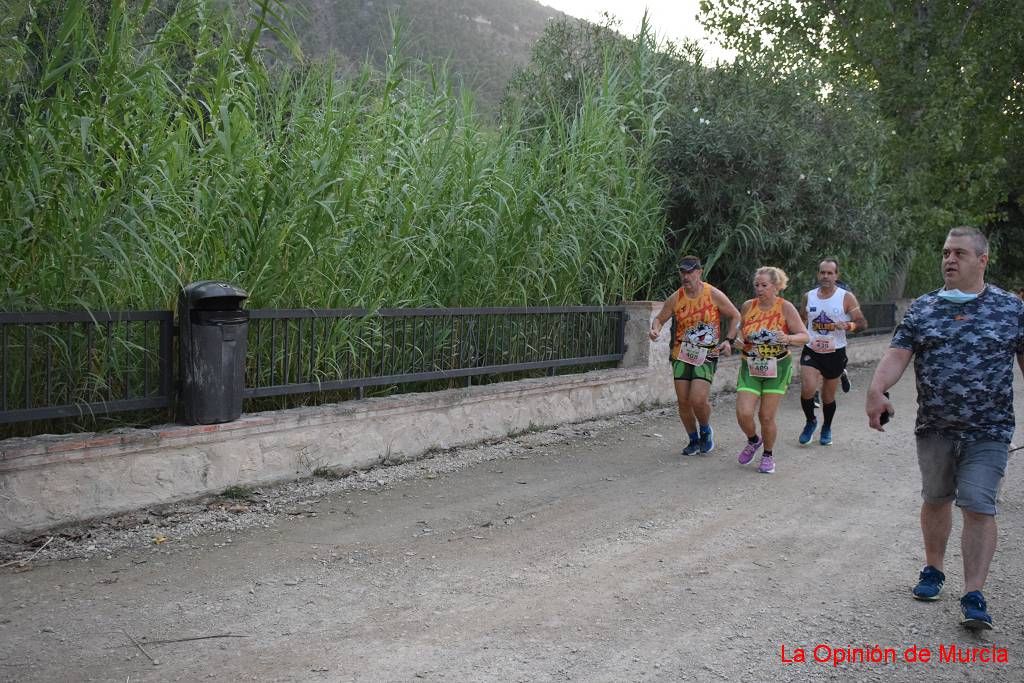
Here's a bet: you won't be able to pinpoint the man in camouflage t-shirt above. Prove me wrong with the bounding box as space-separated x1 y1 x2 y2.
867 226 1024 631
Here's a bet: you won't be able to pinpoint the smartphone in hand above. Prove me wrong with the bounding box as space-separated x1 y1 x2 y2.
880 391 892 425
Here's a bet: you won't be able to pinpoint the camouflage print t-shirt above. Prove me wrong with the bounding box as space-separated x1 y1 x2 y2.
890 285 1024 443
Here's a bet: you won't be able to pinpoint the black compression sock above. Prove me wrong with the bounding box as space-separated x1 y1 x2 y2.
800 397 817 422
823 401 837 429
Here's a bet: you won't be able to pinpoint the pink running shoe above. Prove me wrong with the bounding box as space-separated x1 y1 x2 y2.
737 436 763 464
758 454 776 474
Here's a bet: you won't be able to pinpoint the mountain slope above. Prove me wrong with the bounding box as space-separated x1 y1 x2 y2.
278 0 569 113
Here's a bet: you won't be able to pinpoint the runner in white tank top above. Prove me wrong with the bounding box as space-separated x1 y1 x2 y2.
806 287 851 352
797 259 869 446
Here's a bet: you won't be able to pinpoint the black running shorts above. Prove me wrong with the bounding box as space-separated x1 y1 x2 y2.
800 346 848 380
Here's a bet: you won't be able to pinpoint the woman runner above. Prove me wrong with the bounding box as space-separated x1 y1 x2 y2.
735 267 809 473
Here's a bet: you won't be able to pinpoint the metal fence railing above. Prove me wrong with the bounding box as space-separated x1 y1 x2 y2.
244 306 627 399
0 306 626 427
0 300 898 430
858 302 898 336
0 310 174 424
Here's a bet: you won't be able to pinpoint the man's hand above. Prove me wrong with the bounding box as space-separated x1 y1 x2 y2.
649 325 663 341
866 389 894 432
866 348 912 432
716 340 732 356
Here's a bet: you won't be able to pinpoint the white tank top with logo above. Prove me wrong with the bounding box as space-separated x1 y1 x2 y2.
805 287 850 353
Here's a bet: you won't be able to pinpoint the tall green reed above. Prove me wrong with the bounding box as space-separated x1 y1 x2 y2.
1 1 669 313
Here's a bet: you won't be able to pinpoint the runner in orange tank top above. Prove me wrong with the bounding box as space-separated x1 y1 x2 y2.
650 256 741 456
734 266 809 474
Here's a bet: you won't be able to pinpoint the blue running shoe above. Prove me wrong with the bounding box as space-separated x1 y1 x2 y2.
912 565 944 601
699 426 714 454
682 437 701 456
960 590 993 630
799 419 817 445
819 427 833 446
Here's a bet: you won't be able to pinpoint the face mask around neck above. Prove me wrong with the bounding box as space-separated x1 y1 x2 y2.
937 288 981 304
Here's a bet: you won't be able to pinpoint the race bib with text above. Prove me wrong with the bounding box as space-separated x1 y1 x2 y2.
681 343 709 366
811 337 836 353
749 357 778 378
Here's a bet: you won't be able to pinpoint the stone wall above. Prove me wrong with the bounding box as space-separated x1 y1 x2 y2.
0 302 893 537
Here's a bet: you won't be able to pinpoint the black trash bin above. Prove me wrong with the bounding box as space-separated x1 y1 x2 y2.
178 281 249 425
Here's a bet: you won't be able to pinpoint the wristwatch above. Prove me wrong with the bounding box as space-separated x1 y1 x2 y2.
725 337 737 345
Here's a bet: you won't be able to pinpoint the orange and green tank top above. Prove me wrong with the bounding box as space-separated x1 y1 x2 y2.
741 298 790 359
670 282 721 361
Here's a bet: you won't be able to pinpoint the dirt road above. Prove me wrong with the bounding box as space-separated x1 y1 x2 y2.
2 362 1023 682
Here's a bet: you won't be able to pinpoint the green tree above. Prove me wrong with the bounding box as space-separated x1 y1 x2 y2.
700 0 1024 292
505 17 903 301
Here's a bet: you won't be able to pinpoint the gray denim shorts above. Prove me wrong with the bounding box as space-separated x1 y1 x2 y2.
916 435 1008 515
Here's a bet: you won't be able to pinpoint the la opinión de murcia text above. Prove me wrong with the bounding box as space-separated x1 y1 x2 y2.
780 643 1009 667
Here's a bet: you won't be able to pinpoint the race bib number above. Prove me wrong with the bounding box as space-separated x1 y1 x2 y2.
811 337 836 353
681 343 709 366
749 357 777 378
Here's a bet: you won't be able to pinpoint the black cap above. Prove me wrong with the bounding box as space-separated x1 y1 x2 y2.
677 256 702 272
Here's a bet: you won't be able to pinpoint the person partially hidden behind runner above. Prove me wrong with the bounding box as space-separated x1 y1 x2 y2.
867 226 1024 631
798 259 868 446
650 256 741 456
734 267 809 474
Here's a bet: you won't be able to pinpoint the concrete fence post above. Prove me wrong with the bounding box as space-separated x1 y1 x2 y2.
620 301 668 370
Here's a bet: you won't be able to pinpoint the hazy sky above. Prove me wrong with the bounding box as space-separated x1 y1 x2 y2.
539 0 734 63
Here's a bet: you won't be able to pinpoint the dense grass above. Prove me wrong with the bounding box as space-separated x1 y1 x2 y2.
3 2 921 439
0 1 668 437
1 0 667 313
504 20 909 305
